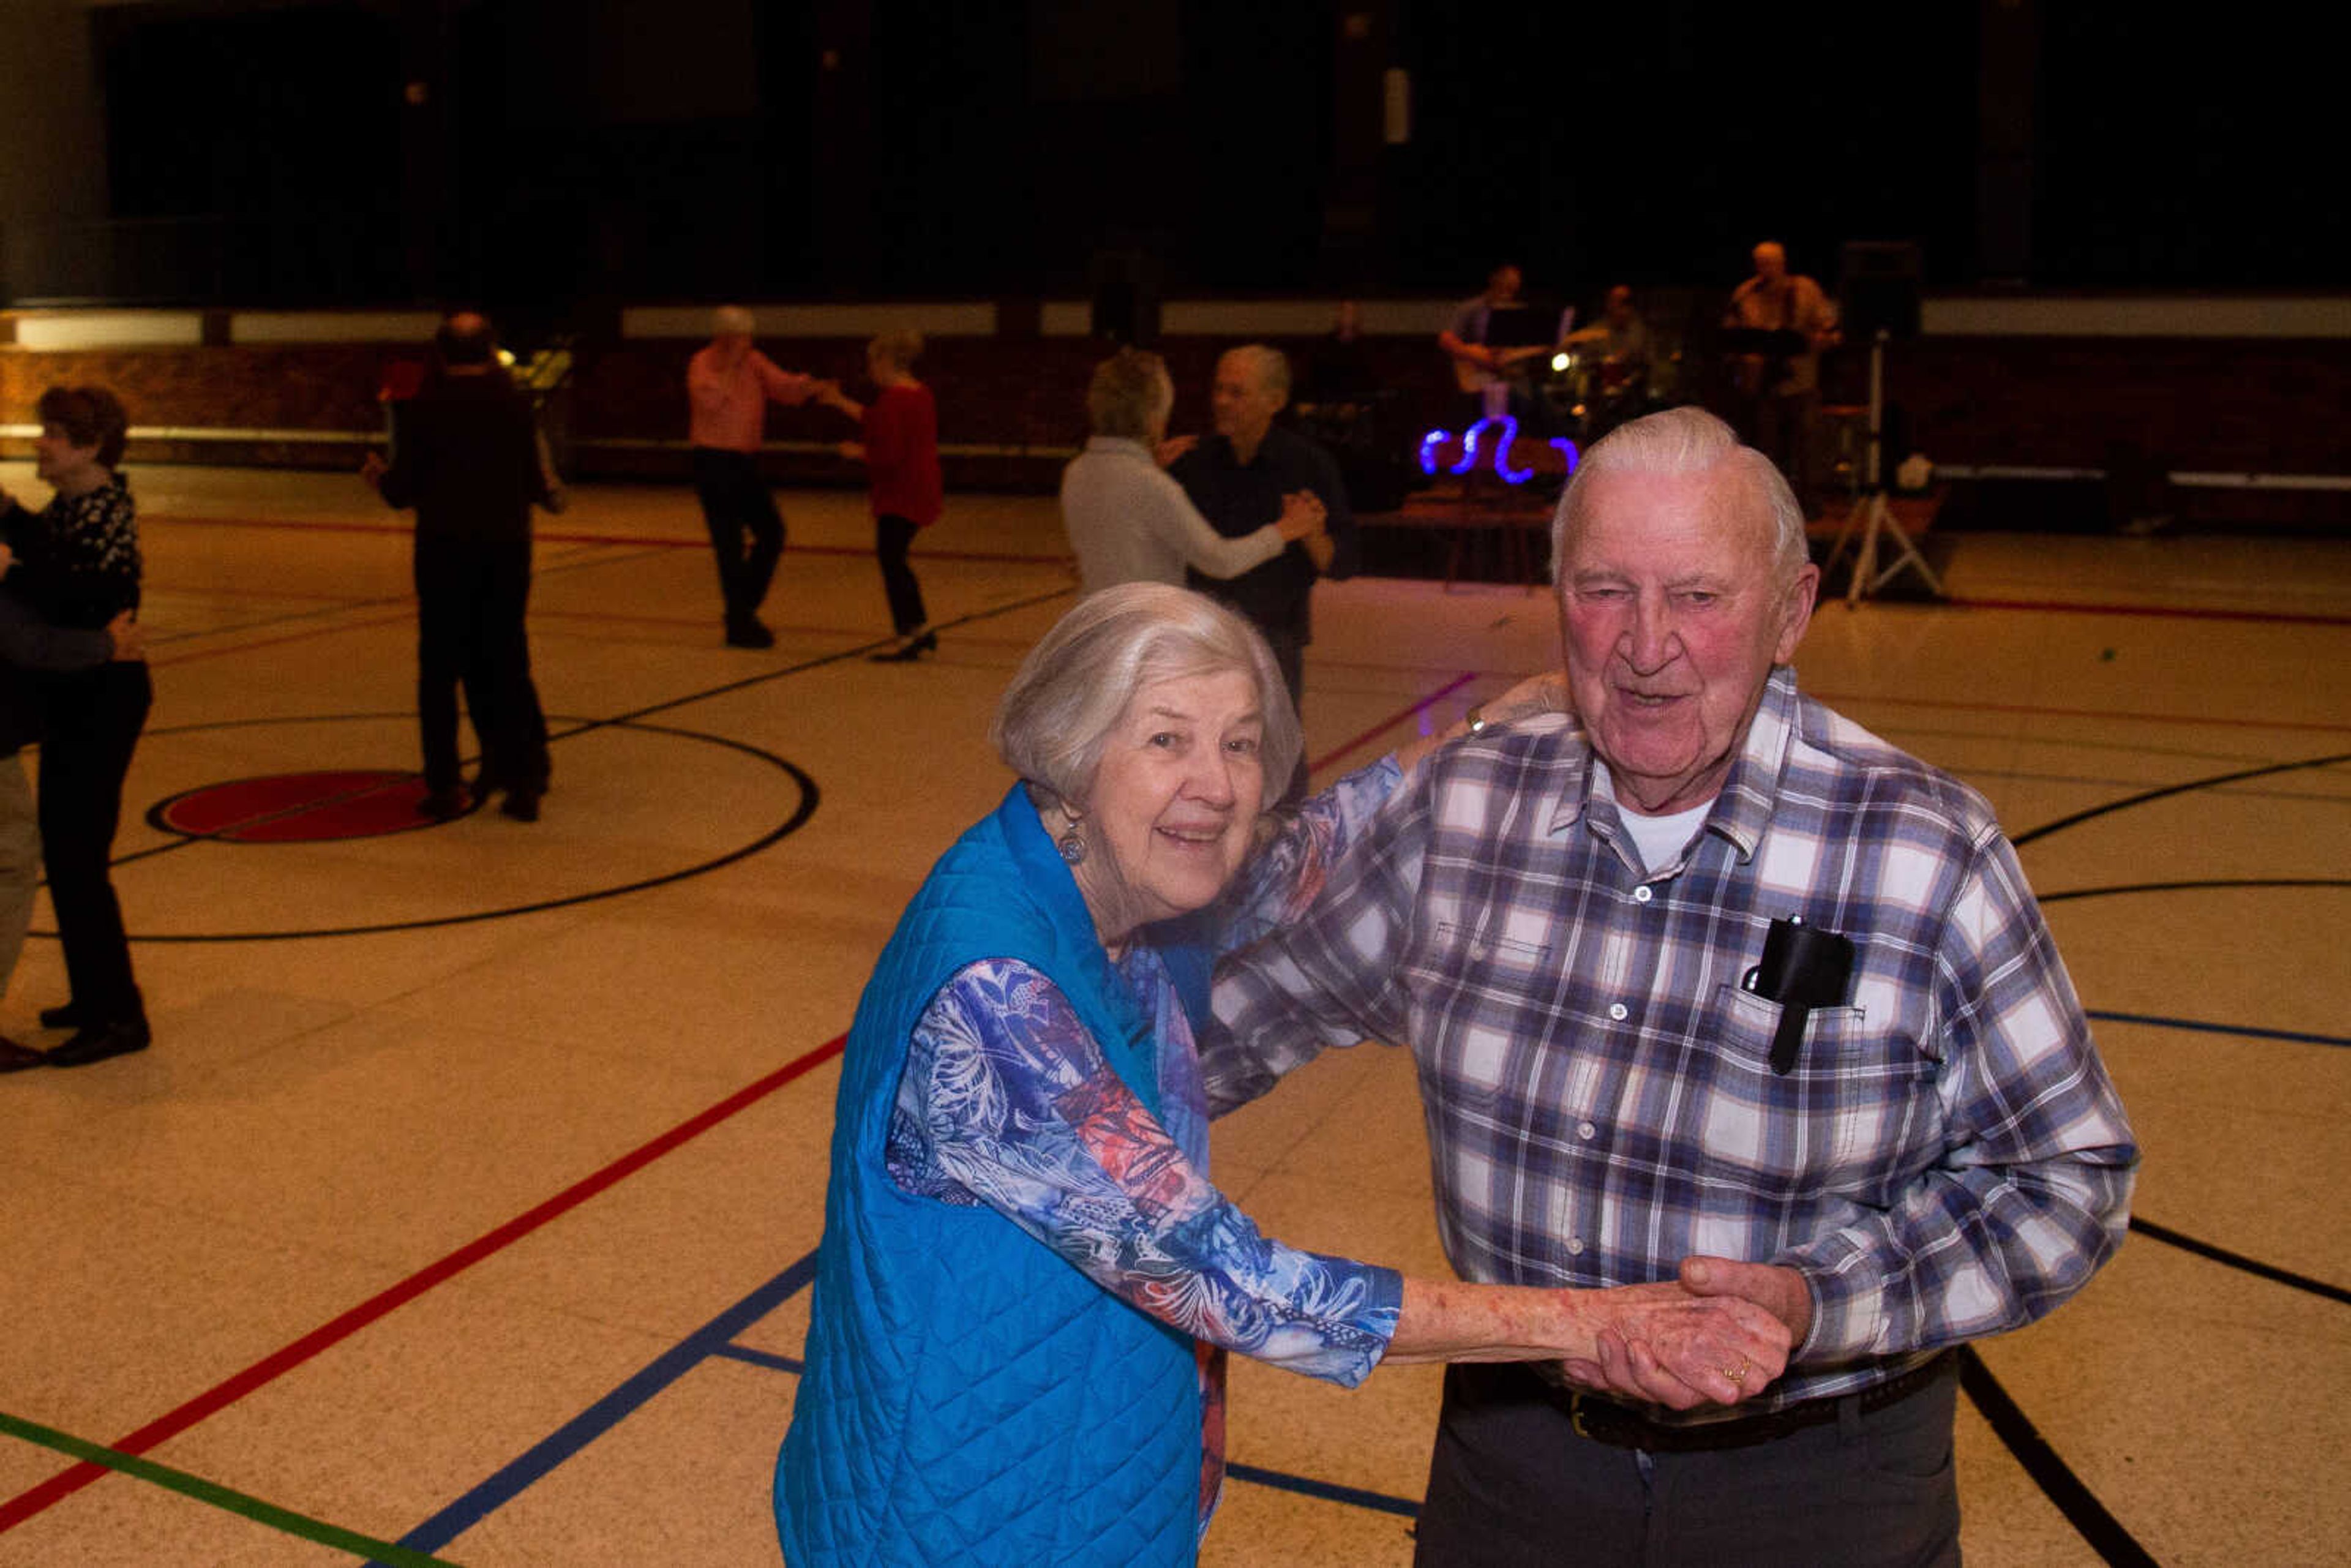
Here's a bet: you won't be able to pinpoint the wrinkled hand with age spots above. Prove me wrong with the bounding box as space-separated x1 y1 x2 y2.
1556 1278 1794 1409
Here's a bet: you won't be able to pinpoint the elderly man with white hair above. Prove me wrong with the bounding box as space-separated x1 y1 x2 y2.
1169 343 1356 798
686 305 829 648
1207 405 2136 1567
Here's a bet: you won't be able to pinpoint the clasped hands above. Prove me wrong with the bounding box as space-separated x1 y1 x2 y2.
1558 1256 1811 1411
1273 490 1327 544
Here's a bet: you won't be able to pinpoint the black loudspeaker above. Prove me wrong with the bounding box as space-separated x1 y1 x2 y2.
1089 250 1160 345
1839 241 1922 340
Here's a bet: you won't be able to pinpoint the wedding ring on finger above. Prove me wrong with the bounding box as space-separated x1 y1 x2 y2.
1723 1356 1750 1386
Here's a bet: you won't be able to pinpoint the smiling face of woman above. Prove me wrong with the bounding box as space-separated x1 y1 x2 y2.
1067 666 1267 951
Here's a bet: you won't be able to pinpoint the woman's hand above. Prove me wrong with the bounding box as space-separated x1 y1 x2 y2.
1384 1277 1790 1409
1274 490 1326 543
359 452 388 490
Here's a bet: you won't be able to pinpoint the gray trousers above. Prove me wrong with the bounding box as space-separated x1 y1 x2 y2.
1413 1361 1962 1567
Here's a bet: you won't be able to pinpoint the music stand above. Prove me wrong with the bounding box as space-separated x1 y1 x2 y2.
1820 329 1942 605
1718 326 1811 362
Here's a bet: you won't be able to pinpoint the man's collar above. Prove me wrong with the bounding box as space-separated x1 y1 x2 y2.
1545 666 1802 862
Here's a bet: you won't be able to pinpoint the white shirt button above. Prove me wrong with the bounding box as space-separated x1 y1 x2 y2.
1633 885 1654 904
1608 1002 1629 1022
1577 1120 1597 1140
1566 1238 1586 1255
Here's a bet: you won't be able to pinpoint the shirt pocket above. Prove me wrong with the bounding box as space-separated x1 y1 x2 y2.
1696 985 1938 1205
1407 920 1557 1113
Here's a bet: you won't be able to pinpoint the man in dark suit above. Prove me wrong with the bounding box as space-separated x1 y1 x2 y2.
363 312 564 822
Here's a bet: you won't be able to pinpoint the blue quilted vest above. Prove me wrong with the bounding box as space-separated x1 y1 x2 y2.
775 786 1204 1566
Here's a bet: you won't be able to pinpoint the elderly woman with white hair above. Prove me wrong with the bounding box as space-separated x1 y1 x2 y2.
775 585 1793 1566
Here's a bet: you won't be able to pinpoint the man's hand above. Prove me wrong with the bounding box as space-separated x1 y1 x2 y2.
1485 669 1571 724
106 610 146 662
1273 490 1326 543
359 452 388 490
0 540 12 577
1678 1255 1815 1346
1154 433 1198 468
1555 1280 1792 1409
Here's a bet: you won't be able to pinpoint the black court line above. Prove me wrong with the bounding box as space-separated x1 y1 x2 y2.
2127 1220 2351 1305
101 720 816 940
2011 752 2351 849
2084 1007 2348 1049
2042 877 2351 907
98 582 1074 880
1965 749 2351 1558
1957 1348 2161 1567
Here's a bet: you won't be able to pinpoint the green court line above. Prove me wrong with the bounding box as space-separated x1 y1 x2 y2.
0 1409 460 1566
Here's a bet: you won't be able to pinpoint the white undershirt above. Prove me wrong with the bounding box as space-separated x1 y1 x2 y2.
1615 798 1712 874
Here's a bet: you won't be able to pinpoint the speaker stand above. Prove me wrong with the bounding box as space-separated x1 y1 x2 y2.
1820 331 1943 606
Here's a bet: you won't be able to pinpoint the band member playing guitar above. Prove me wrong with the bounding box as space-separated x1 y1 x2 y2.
1439 263 1570 433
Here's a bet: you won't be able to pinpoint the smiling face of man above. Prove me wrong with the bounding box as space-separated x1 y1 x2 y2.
1555 462 1817 815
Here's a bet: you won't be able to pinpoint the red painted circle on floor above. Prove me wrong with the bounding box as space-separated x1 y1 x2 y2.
151 770 451 842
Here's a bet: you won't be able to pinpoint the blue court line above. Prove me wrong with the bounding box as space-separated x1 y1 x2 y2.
377 1251 820 1564
708 1345 806 1375
2086 1009 2350 1049
1224 1461 1419 1518
381 1246 1432 1560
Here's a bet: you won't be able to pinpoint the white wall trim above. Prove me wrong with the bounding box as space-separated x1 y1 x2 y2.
1921 296 2351 339
620 302 997 340
233 311 443 345
9 311 203 349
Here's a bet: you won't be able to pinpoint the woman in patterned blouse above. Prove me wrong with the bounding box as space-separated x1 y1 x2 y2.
0 386 153 1067
778 584 1791 1565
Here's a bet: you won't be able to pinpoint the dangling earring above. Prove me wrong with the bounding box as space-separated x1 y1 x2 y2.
1056 805 1087 866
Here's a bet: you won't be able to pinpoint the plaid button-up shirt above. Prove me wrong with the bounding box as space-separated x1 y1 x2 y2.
1205 667 2137 1411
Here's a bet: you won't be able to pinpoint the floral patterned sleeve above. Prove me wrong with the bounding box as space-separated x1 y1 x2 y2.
1211 755 1404 957
886 958 1403 1386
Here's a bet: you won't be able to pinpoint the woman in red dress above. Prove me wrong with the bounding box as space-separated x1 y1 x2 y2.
823 331 942 662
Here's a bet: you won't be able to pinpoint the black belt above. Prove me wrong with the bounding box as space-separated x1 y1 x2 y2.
1550 1352 1954 1454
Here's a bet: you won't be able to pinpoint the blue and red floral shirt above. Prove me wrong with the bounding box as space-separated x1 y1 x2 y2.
885 759 1407 1526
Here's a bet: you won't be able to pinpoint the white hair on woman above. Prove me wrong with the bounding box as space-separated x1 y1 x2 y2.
991 583 1302 814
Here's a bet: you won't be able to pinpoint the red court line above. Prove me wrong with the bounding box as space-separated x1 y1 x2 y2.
146 512 1070 567
1308 671 1479 776
150 611 419 669
0 1033 849 1534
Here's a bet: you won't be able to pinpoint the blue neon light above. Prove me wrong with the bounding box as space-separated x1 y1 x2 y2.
1490 417 1535 484
1416 424 1575 486
1450 418 1490 476
1419 429 1448 478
